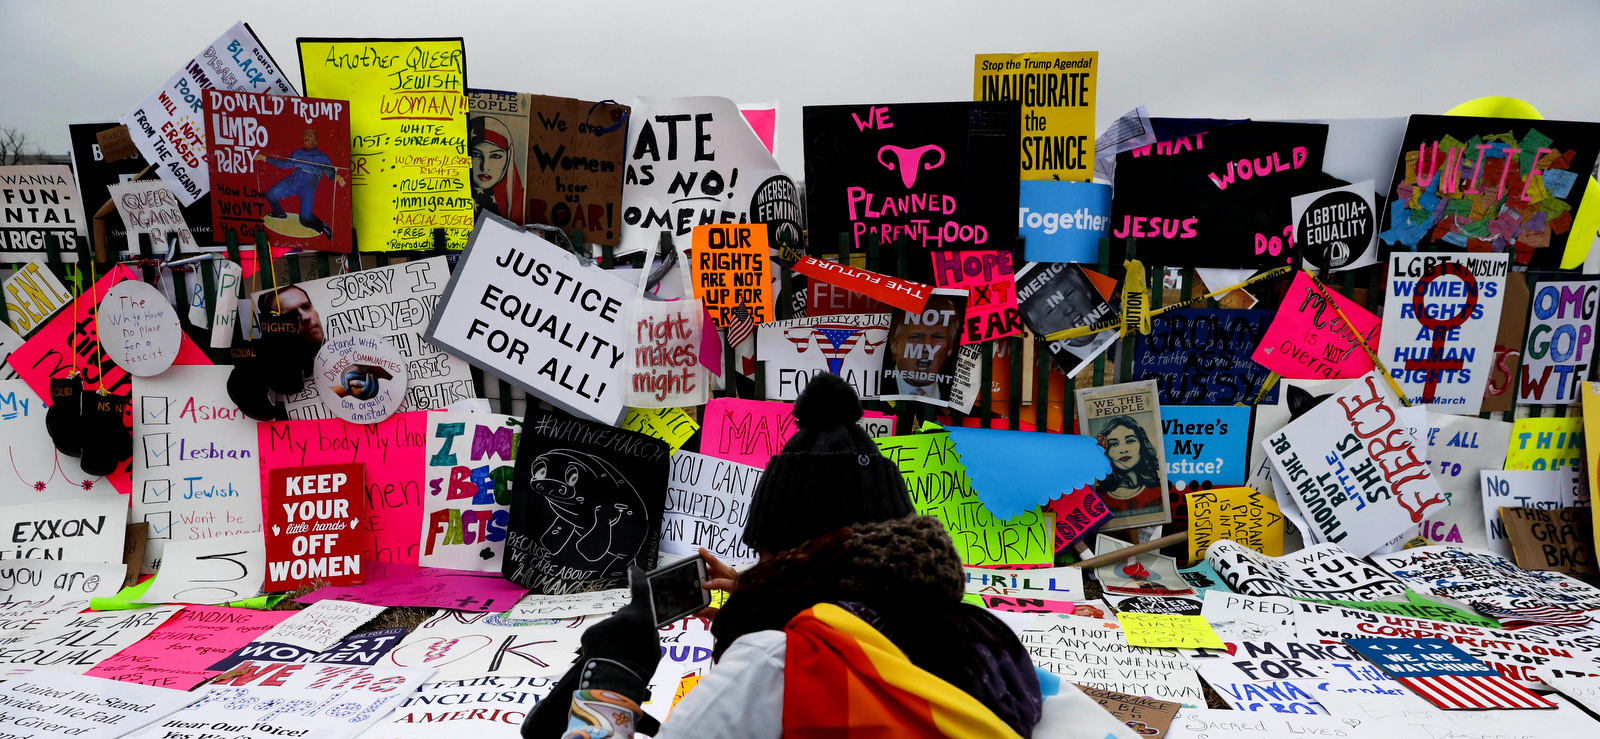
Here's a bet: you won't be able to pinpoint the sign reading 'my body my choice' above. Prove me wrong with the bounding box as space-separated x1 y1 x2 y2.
427 215 631 424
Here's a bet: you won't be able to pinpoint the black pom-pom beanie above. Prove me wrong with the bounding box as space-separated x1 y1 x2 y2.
739 373 914 554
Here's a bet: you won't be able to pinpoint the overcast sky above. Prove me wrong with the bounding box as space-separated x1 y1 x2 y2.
4 0 1598 174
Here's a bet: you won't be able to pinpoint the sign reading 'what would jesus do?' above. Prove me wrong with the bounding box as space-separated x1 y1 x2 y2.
427 215 632 425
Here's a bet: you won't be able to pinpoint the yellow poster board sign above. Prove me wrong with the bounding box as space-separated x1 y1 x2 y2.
1583 382 1600 554
973 52 1098 181
1505 416 1583 470
299 38 474 252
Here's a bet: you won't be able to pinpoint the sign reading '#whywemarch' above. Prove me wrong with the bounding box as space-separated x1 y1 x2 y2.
1380 253 1508 413
427 215 632 424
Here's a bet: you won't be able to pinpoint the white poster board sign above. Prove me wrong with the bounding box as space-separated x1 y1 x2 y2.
662 450 762 565
426 216 632 424
1378 253 1507 412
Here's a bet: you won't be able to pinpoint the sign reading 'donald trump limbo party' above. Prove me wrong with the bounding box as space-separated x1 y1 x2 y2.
427 215 632 424
1262 370 1446 556
299 37 472 251
1380 253 1508 413
804 101 1020 251
120 22 296 207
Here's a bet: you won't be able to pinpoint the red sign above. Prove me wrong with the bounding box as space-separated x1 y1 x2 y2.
792 256 931 314
266 463 367 591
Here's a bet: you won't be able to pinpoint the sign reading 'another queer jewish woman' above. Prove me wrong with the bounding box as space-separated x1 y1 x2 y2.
804 102 1019 252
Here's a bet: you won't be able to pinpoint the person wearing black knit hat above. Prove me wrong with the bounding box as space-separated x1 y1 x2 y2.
740 371 915 555
523 373 1124 739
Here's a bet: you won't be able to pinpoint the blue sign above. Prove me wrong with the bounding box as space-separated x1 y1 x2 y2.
1018 180 1112 263
1160 405 1252 490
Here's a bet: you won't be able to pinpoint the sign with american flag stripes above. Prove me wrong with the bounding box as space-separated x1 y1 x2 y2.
1347 638 1558 710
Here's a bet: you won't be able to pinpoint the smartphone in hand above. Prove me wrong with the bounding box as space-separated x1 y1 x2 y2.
635 556 712 628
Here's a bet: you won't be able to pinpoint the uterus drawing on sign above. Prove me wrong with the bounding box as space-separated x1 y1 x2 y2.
528 449 647 579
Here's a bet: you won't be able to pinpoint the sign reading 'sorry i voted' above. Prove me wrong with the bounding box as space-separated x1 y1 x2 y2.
427 215 631 424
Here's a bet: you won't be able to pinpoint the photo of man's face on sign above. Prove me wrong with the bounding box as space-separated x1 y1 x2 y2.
256 285 325 349
1075 380 1172 530
878 288 966 406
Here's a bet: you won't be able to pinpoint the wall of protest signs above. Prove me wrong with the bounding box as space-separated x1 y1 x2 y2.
14 20 1600 739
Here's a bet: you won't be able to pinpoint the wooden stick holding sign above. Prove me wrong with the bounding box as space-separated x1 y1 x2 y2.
1071 531 1187 569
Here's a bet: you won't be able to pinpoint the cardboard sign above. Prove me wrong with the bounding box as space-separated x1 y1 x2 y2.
0 496 128 564
0 379 119 504
0 671 200 734
1373 546 1600 621
132 366 264 572
1501 507 1593 575
299 37 472 251
1251 271 1380 380
298 562 525 612
1110 121 1329 268
265 463 365 591
1292 180 1378 271
1518 278 1600 404
68 122 216 250
1119 612 1225 649
1017 181 1112 262
973 51 1098 181
1377 115 1600 269
1505 416 1584 470
95 124 139 163
626 297 708 408
525 94 629 244
1015 261 1119 377
1380 253 1508 411
426 216 630 424
1075 685 1182 739
204 89 352 252
505 407 670 594
1481 470 1579 558
466 89 528 224
1187 487 1285 561
1413 413 1512 549
1206 541 1406 600
662 451 762 566
791 256 932 313
2 262 71 337
1136 309 1277 404
257 412 427 564
931 250 1022 343
119 22 296 207
804 101 1019 251
1020 614 1206 707
757 313 889 400
621 407 698 454
1483 272 1530 412
421 411 516 572
616 96 778 256
252 256 473 419
1345 638 1556 710
1262 371 1445 556
312 332 408 424
877 432 1053 566
98 279 182 377
85 605 294 689
687 224 771 327
1077 380 1173 530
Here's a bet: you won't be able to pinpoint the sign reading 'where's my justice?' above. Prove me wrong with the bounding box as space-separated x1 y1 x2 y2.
427 214 632 425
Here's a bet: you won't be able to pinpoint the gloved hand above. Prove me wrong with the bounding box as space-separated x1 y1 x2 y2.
524 566 663 738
